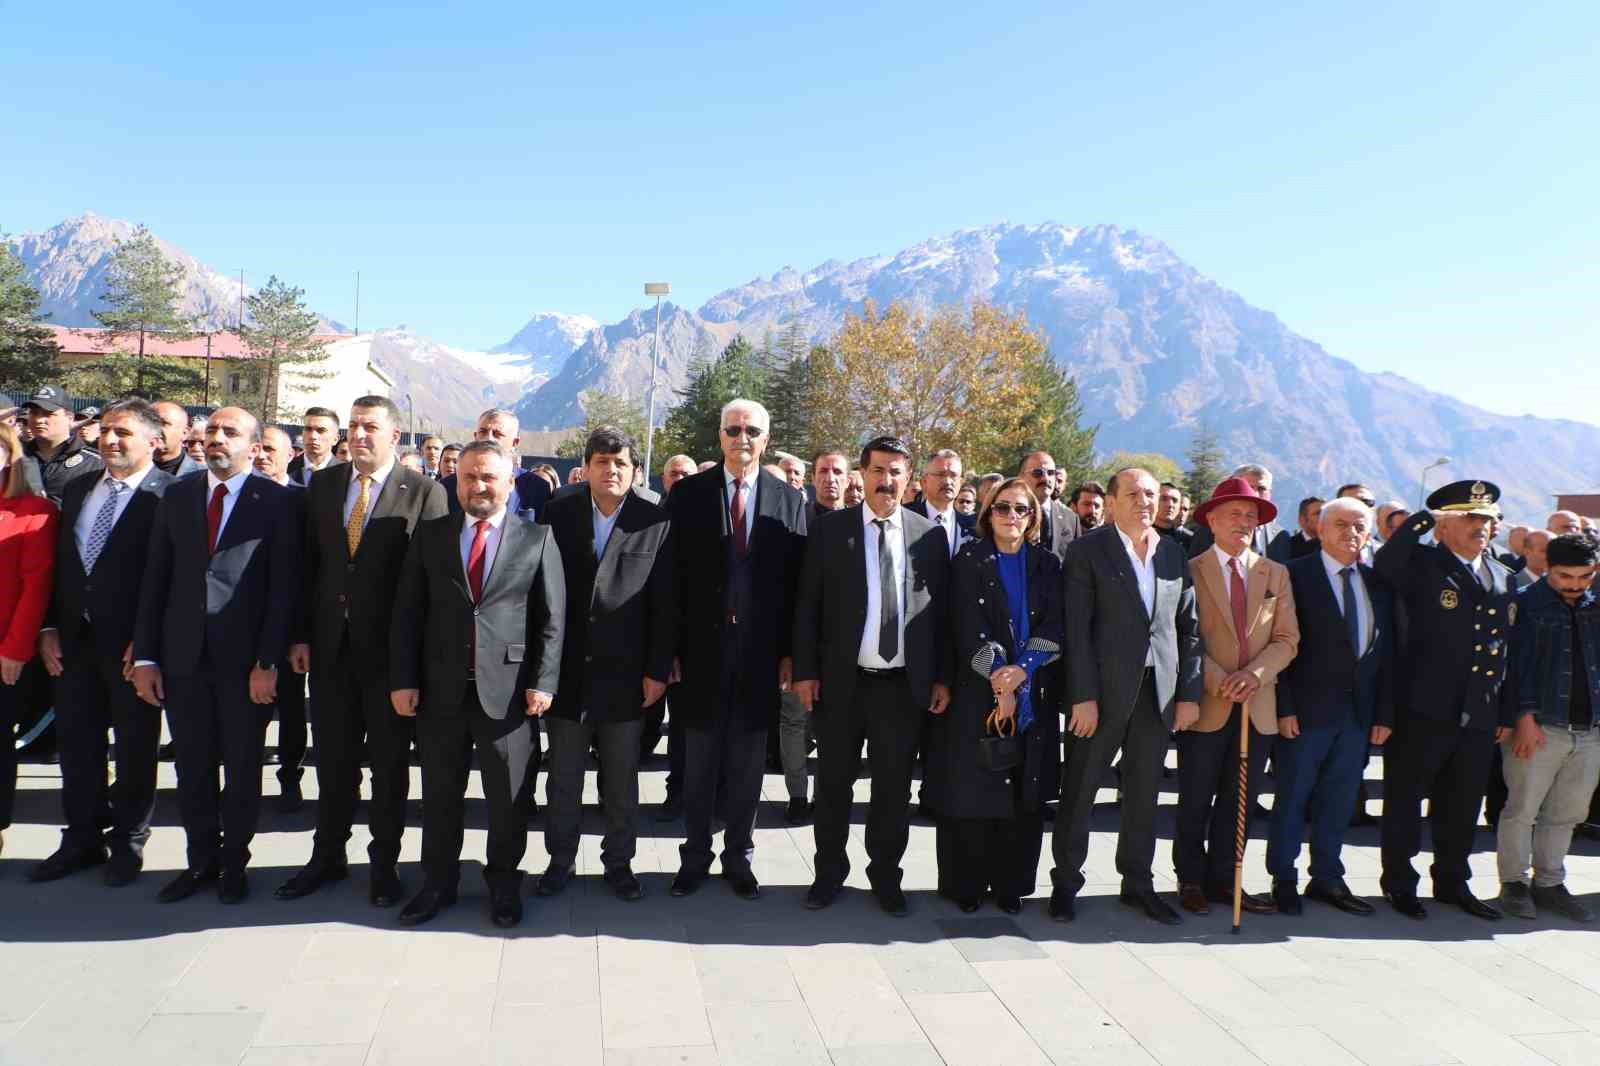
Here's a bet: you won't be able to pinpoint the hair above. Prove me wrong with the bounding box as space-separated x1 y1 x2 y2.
976 476 1042 543
976 472 1005 508
1071 481 1106 505
441 442 462 454
1319 495 1373 529
1232 463 1272 482
719 397 769 428
662 453 696 472
304 406 340 425
1159 481 1181 493
1106 466 1151 498
421 435 444 447
458 439 511 467
261 425 292 447
477 408 520 432
811 447 849 468
1547 533 1600 569
99 397 164 439
1335 482 1373 499
859 435 912 469
583 424 638 465
350 395 402 425
1297 495 1326 518
922 448 961 475
0 422 27 498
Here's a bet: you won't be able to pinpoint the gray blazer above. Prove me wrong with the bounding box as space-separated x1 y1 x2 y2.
1040 499 1082 561
1062 523 1202 729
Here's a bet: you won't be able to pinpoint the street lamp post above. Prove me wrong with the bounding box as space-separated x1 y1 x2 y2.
642 282 670 477
405 392 415 447
1419 456 1451 507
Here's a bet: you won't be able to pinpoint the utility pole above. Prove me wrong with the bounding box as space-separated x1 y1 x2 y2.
642 282 671 476
354 271 361 335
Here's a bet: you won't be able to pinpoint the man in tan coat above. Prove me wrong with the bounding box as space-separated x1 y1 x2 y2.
1176 476 1300 915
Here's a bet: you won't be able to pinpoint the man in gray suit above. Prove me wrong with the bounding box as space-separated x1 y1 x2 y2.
1019 450 1081 560
1049 467 1203 925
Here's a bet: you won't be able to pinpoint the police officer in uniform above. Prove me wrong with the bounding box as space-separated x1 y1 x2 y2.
1376 479 1517 920
20 385 104 506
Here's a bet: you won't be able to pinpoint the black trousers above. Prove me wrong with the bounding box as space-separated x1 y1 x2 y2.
545 715 643 871
54 640 162 857
166 665 272 871
1380 714 1496 896
1173 705 1273 892
308 635 414 867
417 685 533 891
1485 745 1508 827
812 670 920 891
680 718 766 876
640 694 667 762
937 813 1044 903
275 660 308 785
0 679 18 829
1052 668 1168 897
663 683 686 800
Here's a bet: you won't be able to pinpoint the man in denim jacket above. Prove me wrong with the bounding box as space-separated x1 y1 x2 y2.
1499 533 1600 921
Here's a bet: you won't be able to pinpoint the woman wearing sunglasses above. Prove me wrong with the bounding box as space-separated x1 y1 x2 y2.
925 477 1064 913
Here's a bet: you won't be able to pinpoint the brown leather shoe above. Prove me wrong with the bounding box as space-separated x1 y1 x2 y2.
1178 883 1210 914
1238 890 1278 915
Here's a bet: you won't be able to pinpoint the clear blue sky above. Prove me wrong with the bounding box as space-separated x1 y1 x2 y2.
6 2 1597 422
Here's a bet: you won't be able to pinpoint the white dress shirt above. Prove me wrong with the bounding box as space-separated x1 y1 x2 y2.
460 507 508 584
1213 544 1249 604
925 502 960 558
723 466 757 545
342 457 395 529
72 462 156 561
1116 523 1160 667
299 452 336 486
1321 550 1373 653
592 496 623 559
206 468 254 544
1453 549 1485 588
858 505 908 669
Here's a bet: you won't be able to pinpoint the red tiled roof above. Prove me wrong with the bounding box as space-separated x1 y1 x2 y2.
46 325 348 361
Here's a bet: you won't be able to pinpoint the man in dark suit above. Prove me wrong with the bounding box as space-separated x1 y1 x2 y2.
150 401 206 480
1155 481 1193 551
31 399 172 886
389 440 564 927
252 426 311 810
132 407 299 904
286 406 343 486
1187 463 1292 563
1267 497 1396 916
1287 496 1324 560
1376 479 1518 920
1050 467 1203 924
665 398 807 900
793 436 951 915
275 396 448 906
536 426 673 902
439 409 551 519
1019 450 1080 560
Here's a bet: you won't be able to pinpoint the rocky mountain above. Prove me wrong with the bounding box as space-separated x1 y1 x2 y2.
512 222 1599 519
492 311 600 378
334 327 529 433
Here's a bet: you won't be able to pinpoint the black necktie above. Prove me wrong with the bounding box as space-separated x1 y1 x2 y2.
1340 566 1362 652
874 519 899 661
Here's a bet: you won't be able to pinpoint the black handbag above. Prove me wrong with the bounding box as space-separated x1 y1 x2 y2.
978 708 1022 773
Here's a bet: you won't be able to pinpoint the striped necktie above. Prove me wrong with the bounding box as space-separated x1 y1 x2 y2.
80 479 125 573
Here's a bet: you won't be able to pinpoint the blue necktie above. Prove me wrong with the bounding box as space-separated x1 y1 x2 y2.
1340 566 1361 653
80 479 125 574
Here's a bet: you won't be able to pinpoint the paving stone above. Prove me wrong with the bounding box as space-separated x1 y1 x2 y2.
126 1011 264 1066
905 990 1052 1066
254 981 391 1048
705 1000 830 1066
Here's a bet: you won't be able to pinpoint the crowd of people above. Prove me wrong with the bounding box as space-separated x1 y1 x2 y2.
1 382 1598 933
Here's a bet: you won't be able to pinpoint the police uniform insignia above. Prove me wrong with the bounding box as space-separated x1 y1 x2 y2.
1440 589 1459 610
64 454 84 468
1470 481 1486 496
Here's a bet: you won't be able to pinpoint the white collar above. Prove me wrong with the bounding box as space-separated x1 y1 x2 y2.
723 465 758 490
305 452 335 471
925 501 954 523
1213 544 1249 573
102 462 155 493
1453 550 1482 571
205 468 252 496
1321 550 1363 579
351 456 396 487
1114 522 1159 558
863 504 902 530
592 493 626 523
466 507 508 531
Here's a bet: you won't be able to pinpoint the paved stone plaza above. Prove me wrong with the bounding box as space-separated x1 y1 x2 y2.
3 730 1599 1066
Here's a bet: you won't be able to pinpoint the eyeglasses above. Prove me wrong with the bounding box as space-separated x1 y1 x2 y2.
1355 497 1376 508
1027 467 1052 479
722 425 764 439
990 502 1034 517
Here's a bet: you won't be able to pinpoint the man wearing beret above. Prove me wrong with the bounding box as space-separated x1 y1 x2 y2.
1376 479 1518 920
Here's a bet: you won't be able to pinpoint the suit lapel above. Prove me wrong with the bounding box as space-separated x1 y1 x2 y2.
1104 528 1152 622
481 514 523 601
1244 550 1269 634
845 505 868 621
214 475 264 553
1195 551 1232 638
450 512 474 603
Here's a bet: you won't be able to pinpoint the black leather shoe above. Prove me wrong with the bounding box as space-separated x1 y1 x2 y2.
157 864 219 903
804 881 840 910
958 899 982 913
1207 887 1277 914
1048 893 1076 922
1435 887 1503 921
669 869 705 897
1384 889 1427 919
1305 880 1374 916
490 886 523 928
103 850 142 887
535 863 575 897
275 778 304 814
275 859 349 900
28 845 107 883
370 865 404 908
875 886 909 917
724 867 760 900
604 867 645 902
1272 882 1303 916
398 886 456 926
784 798 812 826
997 897 1022 916
1349 810 1380 829
1119 886 1182 925
218 869 249 904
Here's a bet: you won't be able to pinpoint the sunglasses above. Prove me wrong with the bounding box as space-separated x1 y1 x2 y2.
990 502 1034 517
722 426 764 439
1027 467 1052 479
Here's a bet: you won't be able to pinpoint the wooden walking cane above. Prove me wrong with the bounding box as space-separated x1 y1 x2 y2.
1231 706 1250 934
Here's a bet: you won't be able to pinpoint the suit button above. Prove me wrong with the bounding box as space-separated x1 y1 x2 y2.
1487 670 1496 677
1475 644 1482 651
585 655 593 663
84 583 93 594
473 609 481 617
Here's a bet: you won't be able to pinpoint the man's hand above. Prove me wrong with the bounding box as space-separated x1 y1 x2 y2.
1278 715 1300 740
525 689 552 717
391 688 419 717
1068 700 1099 738
37 631 64 677
134 664 164 706
1220 671 1260 703
778 656 793 692
288 643 311 674
668 657 682 684
121 643 135 683
0 656 24 686
792 679 818 713
1510 714 1545 760
929 682 950 716
1370 725 1392 746
642 676 667 707
248 664 278 705
991 665 1026 695
1174 701 1201 732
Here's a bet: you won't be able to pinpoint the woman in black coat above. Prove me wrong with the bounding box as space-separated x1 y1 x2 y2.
926 477 1064 913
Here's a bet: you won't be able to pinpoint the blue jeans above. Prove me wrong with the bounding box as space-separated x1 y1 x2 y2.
1266 718 1369 885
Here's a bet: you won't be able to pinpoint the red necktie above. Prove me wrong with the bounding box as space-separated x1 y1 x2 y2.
730 478 747 557
467 519 489 602
206 483 228 554
1230 557 1249 671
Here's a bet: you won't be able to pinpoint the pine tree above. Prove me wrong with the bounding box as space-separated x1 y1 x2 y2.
760 320 816 460
91 225 196 396
239 275 331 422
0 239 60 391
555 390 649 460
1183 424 1227 510
656 335 769 464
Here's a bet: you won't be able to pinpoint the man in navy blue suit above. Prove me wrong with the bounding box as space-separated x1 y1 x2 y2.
1266 497 1395 916
133 406 300 905
439 409 551 519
